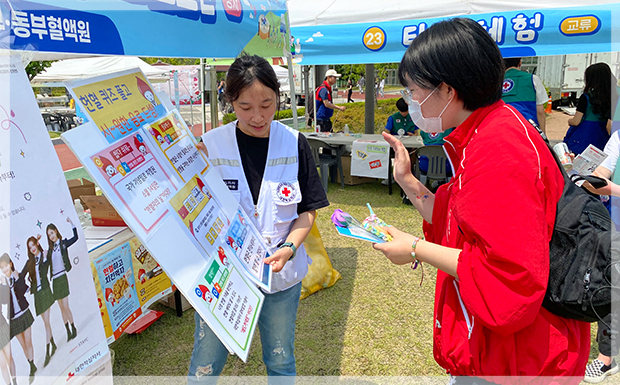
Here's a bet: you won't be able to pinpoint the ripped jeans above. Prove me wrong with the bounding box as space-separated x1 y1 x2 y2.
187 282 302 383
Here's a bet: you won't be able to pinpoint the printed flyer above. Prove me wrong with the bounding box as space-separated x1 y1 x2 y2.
1 56 111 384
63 68 265 361
93 242 142 341
66 68 168 144
144 111 210 182
129 238 172 309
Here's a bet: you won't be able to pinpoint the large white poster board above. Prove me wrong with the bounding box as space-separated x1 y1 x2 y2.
0 56 111 384
63 69 273 361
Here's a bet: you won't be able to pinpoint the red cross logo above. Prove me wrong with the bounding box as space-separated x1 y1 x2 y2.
281 187 291 197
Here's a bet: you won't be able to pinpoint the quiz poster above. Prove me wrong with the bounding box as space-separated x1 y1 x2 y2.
93 242 142 341
90 131 176 234
193 267 261 352
66 68 168 144
64 68 266 361
168 175 271 291
145 111 210 182
1 56 111 384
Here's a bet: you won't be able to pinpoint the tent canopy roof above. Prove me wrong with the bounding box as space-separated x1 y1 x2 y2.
31 56 168 84
288 0 620 27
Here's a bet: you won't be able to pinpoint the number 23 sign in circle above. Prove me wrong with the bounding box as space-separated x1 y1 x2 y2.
363 26 386 51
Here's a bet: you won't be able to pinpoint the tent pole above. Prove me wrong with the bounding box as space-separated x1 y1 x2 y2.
364 64 375 134
285 53 298 130
209 65 218 130
200 58 206 134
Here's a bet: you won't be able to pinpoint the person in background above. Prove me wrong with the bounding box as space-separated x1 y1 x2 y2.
358 76 365 94
376 18 589 384
315 69 345 132
581 96 620 383
564 62 613 155
189 53 328 383
347 78 354 103
384 98 416 137
501 57 548 133
379 78 385 98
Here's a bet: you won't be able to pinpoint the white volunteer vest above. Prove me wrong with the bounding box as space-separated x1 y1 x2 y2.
203 121 309 293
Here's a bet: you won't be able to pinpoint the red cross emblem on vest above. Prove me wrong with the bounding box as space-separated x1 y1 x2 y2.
276 182 297 203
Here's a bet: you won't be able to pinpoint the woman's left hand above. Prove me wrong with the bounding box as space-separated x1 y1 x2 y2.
66 216 73 225
264 247 294 273
373 226 417 265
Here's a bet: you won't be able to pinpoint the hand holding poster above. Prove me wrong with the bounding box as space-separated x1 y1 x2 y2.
62 68 268 361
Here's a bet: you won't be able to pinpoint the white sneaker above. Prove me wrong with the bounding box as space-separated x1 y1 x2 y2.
381 179 389 186
584 359 619 383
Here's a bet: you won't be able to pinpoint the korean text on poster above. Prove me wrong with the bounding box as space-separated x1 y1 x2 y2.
90 131 176 234
67 69 167 143
93 242 142 339
145 111 210 182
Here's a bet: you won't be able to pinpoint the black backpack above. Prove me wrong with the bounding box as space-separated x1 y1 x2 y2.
532 122 612 323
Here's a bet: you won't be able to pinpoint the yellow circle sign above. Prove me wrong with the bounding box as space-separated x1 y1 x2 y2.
363 26 387 51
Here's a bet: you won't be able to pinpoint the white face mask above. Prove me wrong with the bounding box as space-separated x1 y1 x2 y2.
401 86 453 133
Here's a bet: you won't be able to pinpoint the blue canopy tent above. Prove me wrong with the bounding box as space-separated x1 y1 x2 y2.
288 0 620 64
1 0 299 129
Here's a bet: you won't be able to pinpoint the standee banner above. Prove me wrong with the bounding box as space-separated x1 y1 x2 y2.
1 0 289 58
0 56 110 384
62 68 274 361
290 3 620 64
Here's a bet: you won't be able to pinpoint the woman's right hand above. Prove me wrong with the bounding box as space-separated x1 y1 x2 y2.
382 132 415 185
196 142 209 157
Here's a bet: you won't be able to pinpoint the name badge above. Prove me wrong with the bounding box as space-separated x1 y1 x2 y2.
223 179 238 190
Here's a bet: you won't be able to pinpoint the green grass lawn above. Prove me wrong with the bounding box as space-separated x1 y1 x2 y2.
110 181 600 379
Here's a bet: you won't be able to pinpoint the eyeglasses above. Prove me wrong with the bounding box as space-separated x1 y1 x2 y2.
400 88 413 104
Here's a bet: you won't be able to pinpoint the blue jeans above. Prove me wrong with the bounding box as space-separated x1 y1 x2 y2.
187 282 302 383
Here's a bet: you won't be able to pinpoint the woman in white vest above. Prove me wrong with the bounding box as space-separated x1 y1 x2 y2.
188 54 328 382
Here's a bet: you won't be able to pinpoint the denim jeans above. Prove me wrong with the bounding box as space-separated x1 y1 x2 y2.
187 282 302 384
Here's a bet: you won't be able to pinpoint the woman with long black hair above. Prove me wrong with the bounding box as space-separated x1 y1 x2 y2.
564 62 614 155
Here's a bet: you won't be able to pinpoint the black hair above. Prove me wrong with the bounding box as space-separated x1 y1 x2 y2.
504 58 522 69
396 97 408 112
0 253 14 272
225 53 280 111
398 18 505 111
584 62 613 119
46 223 62 252
26 236 43 289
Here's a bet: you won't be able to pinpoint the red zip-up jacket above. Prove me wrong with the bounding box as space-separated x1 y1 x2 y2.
423 100 590 384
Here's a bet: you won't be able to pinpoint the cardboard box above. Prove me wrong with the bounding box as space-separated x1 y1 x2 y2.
80 195 127 227
67 179 96 208
337 155 376 185
158 291 192 312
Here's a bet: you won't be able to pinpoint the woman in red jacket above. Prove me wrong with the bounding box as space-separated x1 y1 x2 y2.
375 18 590 384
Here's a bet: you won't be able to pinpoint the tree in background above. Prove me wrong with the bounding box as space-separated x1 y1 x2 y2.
141 57 200 66
25 60 54 81
334 63 398 83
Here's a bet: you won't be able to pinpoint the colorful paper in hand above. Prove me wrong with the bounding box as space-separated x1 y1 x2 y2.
331 206 391 243
362 204 393 242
